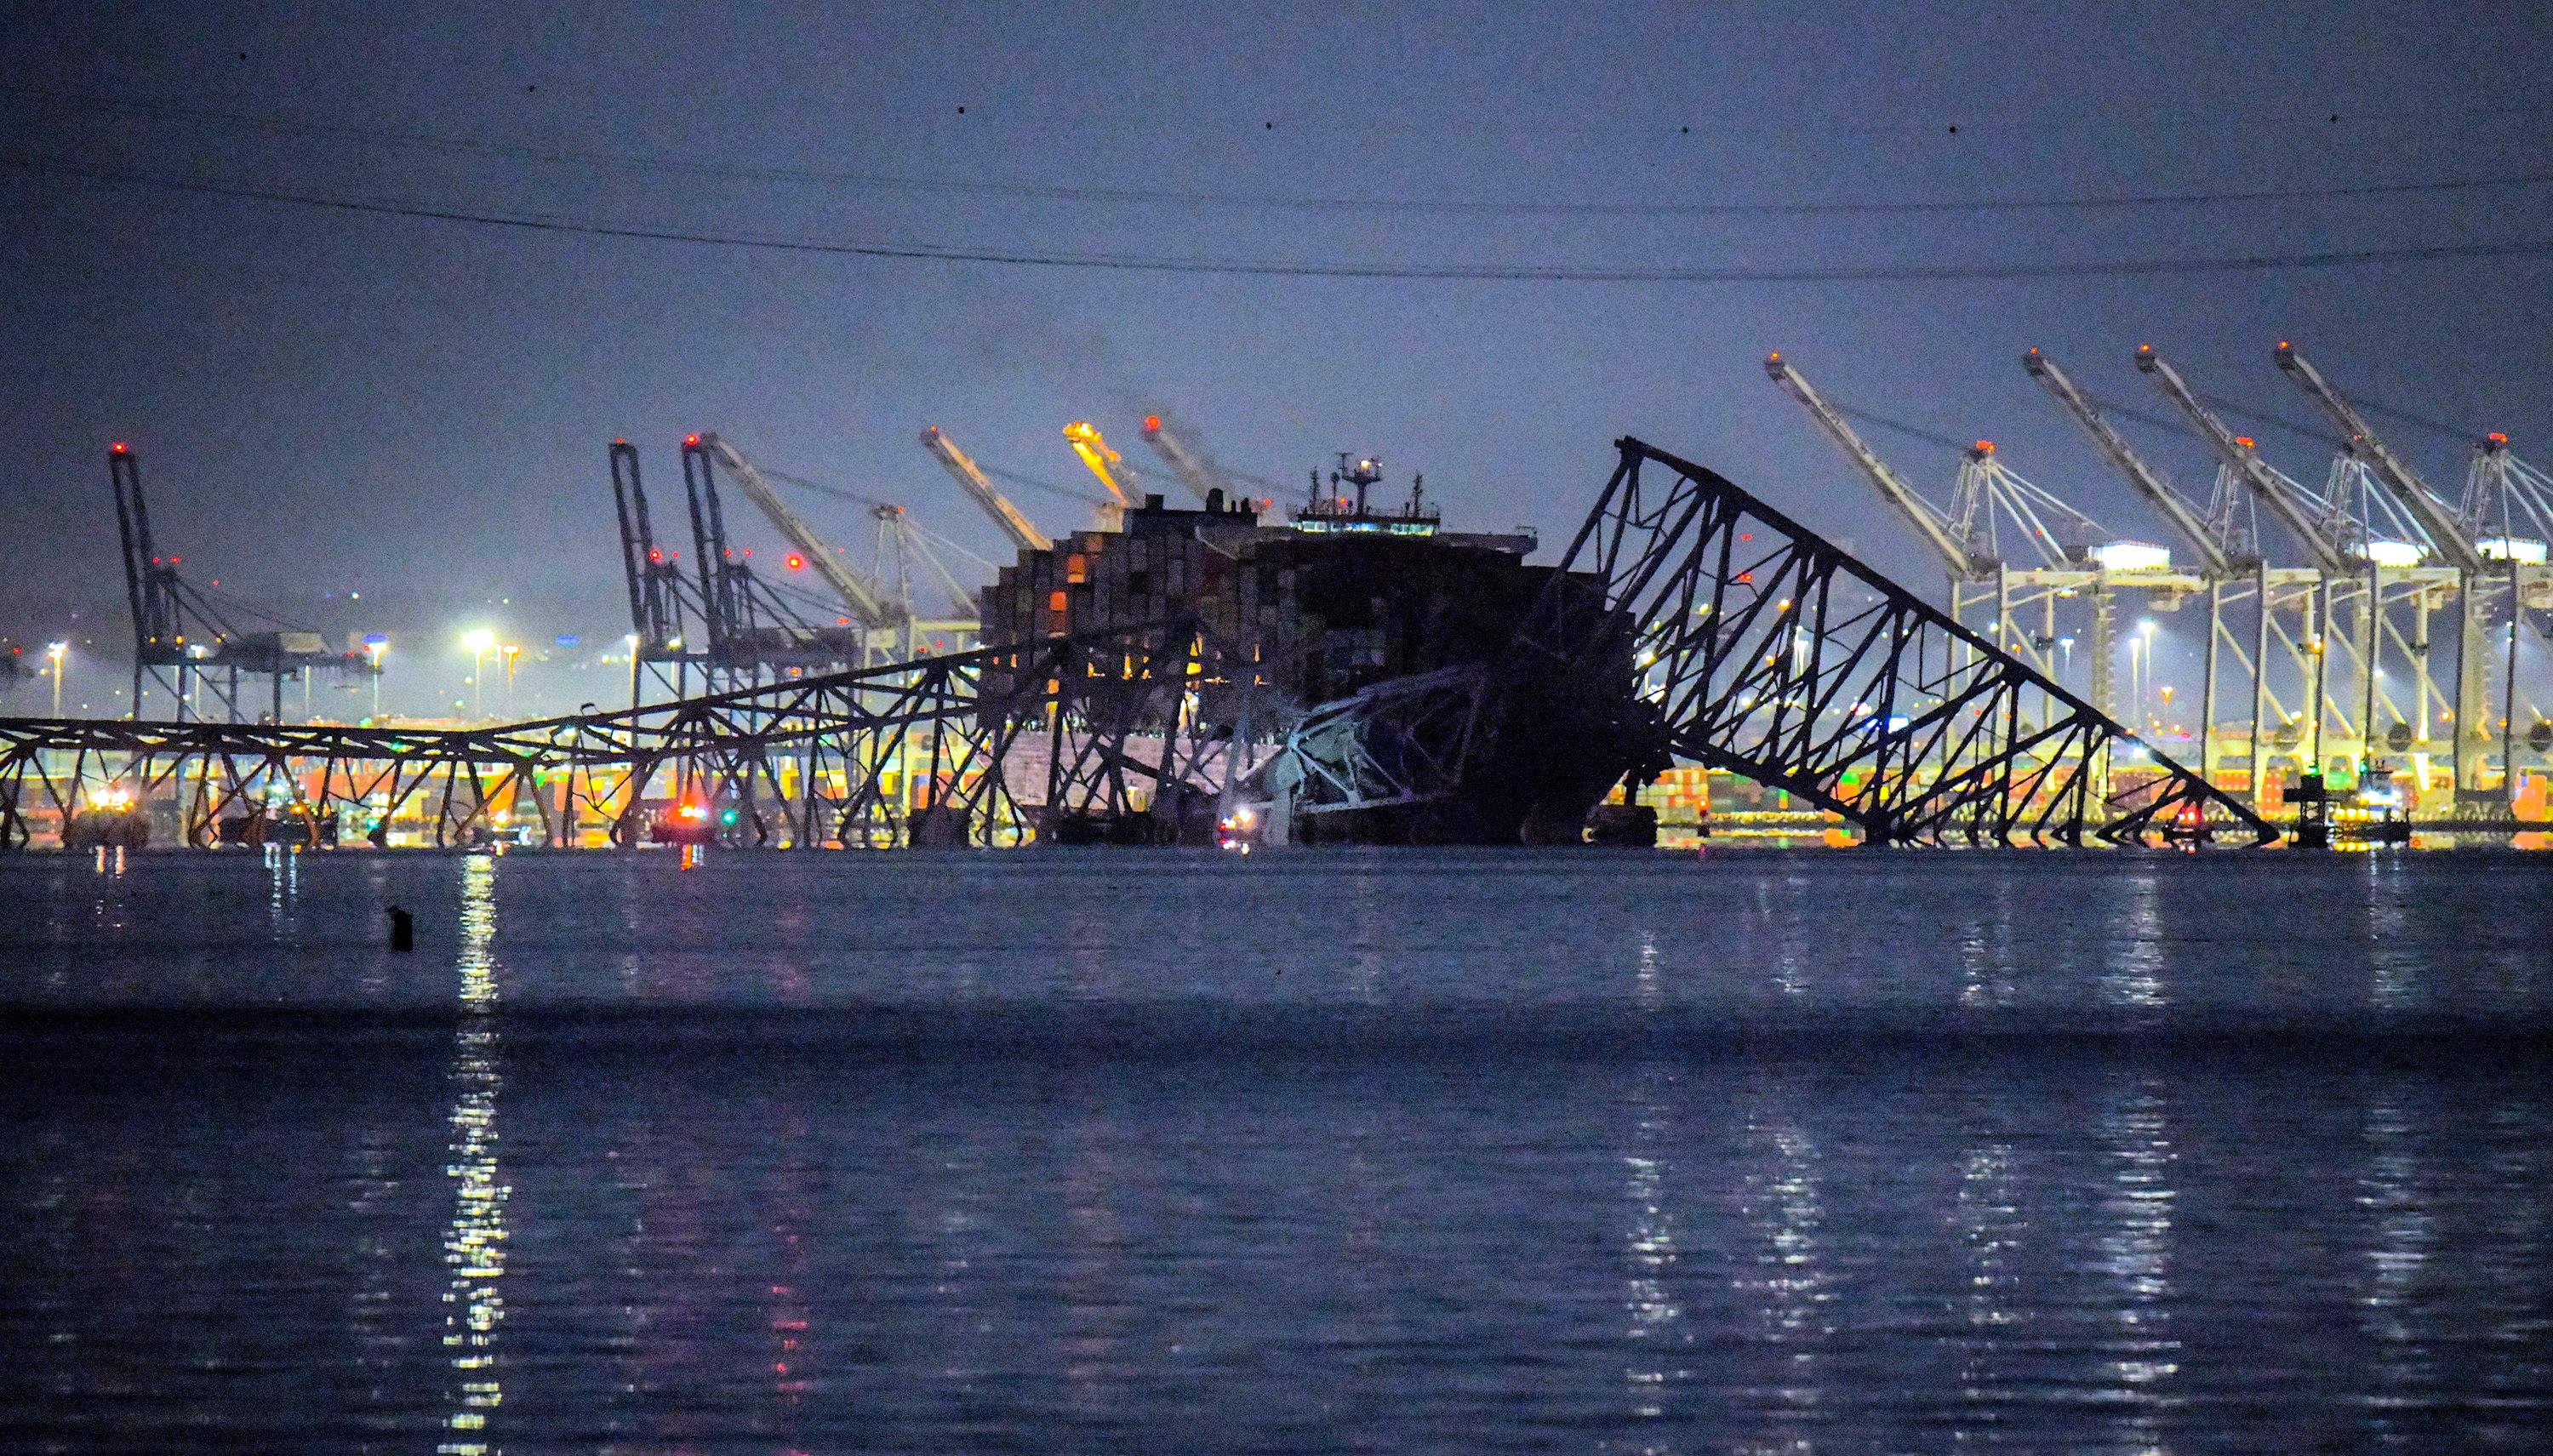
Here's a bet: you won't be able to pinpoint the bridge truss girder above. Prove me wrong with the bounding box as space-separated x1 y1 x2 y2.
0 622 1279 852
1527 439 2275 847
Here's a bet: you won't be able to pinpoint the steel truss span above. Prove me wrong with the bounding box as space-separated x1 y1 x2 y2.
3 438 2272 852
0 622 1271 852
1537 439 2276 847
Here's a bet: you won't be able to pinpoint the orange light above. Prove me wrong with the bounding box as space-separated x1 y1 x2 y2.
1973 440 1996 454
613 437 626 445
1143 414 1162 431
2489 431 2510 445
2276 340 2291 351
2236 437 2257 449
785 552 805 570
684 433 701 446
2026 346 2040 356
2137 344 2152 353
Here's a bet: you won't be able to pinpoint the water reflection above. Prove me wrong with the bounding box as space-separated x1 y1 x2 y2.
1619 1069 1683 1436
438 854 508 1455
2094 1079 2180 1453
1732 1093 1831 1443
2099 872 2170 1011
2356 1093 2436 1437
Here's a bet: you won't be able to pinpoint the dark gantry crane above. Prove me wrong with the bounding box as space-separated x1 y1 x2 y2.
609 439 713 705
678 433 867 689
109 442 360 722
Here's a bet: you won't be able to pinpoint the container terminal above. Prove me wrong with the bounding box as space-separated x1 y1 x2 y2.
2 344 2550 853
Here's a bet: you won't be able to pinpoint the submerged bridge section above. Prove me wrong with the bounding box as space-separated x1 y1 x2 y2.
0 623 1267 851
1 437 2272 851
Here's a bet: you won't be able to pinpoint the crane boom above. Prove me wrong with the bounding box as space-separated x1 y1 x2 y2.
2135 346 2354 574
921 426 1052 553
2274 342 2483 573
697 433 904 631
1765 352 1983 578
1061 420 1136 509
1138 414 1223 504
2025 348 2237 578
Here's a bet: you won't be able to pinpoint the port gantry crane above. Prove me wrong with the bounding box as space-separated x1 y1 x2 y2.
1139 414 1281 520
2135 346 2464 800
2463 434 2553 784
919 425 1053 554
688 433 973 669
108 442 360 723
610 439 714 705
1061 420 1136 527
1767 352 2199 739
2274 342 2518 797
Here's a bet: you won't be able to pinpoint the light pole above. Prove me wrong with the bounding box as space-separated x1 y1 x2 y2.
2059 636 2076 688
625 633 642 709
462 629 495 719
2137 620 2157 730
45 642 66 717
501 643 523 717
364 637 387 721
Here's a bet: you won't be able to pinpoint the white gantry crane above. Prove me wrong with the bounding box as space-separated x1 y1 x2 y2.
2129 346 2428 787
2274 342 2512 792
1768 351 2192 730
920 426 1053 555
2026 347 2246 580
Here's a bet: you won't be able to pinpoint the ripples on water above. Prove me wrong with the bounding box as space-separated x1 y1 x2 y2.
1 848 2548 1452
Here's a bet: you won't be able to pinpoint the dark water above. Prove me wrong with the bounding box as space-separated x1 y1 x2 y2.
3 848 2549 1453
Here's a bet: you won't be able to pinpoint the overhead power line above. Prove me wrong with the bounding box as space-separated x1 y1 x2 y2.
14 88 2553 219
9 151 2552 284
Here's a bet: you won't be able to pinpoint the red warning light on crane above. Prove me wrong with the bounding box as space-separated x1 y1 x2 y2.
110 441 129 454
684 433 701 446
785 552 805 571
1143 414 1162 431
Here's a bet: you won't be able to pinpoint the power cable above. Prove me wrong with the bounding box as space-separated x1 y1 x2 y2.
9 151 2553 283
15 87 2553 218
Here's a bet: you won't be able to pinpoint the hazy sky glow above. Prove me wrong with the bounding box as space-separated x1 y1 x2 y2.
4 1 2550 714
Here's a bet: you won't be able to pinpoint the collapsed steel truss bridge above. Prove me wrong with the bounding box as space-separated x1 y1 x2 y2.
1259 437 2276 847
0 624 1270 851
2 437 2272 851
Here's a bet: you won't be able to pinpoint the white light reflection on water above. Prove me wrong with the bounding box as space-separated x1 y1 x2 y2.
1956 875 2022 1009
2356 1095 2436 1436
1619 1065 1684 1438
1951 1137 2024 1426
1733 1094 1831 1447
2099 872 2171 1011
2364 855 2424 1013
438 854 509 1455
2094 1079 2181 1452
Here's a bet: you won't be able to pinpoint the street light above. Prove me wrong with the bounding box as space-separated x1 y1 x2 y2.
363 636 387 721
461 629 496 718
2137 620 2158 728
44 642 66 717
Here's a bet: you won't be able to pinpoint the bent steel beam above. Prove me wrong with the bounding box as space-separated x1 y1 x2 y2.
1524 438 2276 847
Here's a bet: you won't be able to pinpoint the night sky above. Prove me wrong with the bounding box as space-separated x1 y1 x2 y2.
5 1 2549 717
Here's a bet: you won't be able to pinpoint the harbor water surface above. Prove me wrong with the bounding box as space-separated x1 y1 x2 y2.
3 848 2549 1451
